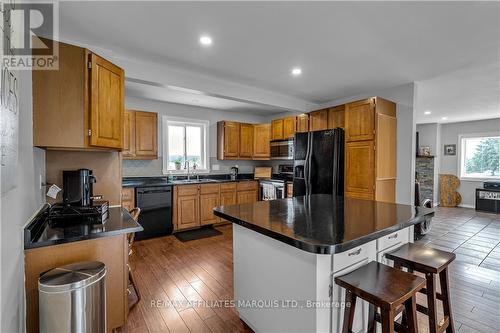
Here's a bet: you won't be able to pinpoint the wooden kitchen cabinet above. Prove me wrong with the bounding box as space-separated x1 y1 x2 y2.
271 119 284 140
33 39 124 150
200 184 221 225
345 141 375 200
328 105 345 129
309 109 328 131
175 185 200 230
345 98 375 142
296 114 309 133
253 124 271 159
121 187 135 211
239 123 254 159
123 110 158 160
217 121 240 159
237 181 259 204
283 117 297 139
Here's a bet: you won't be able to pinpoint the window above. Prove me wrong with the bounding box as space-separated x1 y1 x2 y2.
162 117 209 173
459 133 500 180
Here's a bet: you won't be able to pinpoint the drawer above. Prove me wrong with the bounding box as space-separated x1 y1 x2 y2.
237 181 258 191
176 185 199 196
121 187 134 201
200 183 220 194
376 228 410 252
220 182 237 192
333 240 376 273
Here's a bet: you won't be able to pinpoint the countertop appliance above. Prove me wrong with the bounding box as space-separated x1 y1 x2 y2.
63 169 97 206
293 129 344 197
270 139 293 160
135 186 173 240
230 166 239 181
259 165 293 200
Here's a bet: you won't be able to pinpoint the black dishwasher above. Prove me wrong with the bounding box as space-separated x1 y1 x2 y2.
135 186 172 240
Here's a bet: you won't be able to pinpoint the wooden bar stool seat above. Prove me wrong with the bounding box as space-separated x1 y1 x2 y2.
335 261 426 333
385 243 456 333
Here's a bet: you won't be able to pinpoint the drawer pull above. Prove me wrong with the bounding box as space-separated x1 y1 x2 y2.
348 248 362 256
388 233 398 239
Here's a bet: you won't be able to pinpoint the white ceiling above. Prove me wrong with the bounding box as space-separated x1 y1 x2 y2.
58 1 499 119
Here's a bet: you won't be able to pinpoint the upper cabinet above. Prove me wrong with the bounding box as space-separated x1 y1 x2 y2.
123 110 158 160
253 124 271 159
272 116 296 140
271 119 284 140
239 123 254 159
296 114 309 133
344 98 375 142
217 121 240 159
33 39 124 150
309 109 328 131
328 105 345 129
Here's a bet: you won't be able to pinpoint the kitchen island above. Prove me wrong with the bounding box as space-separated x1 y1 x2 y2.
214 194 434 333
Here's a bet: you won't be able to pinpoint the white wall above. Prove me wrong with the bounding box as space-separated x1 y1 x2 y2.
314 83 417 205
123 97 274 176
1 70 46 332
439 118 500 207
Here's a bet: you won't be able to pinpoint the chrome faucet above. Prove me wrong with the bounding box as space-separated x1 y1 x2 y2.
185 161 191 180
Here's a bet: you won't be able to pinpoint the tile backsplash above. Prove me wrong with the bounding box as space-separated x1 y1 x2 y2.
122 157 285 177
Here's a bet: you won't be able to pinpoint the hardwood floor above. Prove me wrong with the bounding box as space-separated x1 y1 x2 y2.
120 207 500 333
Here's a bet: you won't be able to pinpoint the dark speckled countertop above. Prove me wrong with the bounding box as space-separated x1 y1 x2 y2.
122 174 256 187
24 205 143 249
213 194 434 254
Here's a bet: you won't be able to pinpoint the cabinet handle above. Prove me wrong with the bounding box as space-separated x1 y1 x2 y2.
348 248 362 256
388 233 398 239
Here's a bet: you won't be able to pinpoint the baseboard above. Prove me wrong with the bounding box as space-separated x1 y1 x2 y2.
458 204 475 209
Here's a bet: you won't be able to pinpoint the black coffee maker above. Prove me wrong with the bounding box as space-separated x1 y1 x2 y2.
63 169 96 206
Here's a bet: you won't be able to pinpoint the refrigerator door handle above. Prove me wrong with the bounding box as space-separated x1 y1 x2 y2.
307 132 313 196
304 132 310 196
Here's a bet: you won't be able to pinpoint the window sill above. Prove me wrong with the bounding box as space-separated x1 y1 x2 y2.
162 169 210 176
460 177 500 182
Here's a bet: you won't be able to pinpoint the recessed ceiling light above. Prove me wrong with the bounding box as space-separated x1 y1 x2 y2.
291 67 302 76
441 117 448 120
424 111 431 115
199 35 212 46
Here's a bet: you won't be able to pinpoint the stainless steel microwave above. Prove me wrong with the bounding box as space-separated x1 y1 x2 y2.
270 139 293 160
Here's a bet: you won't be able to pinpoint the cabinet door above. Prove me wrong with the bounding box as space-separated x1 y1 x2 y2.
271 119 284 140
345 141 375 199
309 110 328 131
89 53 124 149
200 193 220 225
296 114 309 133
328 105 345 129
123 111 135 158
224 122 240 158
220 190 237 206
237 190 258 204
177 194 200 229
253 124 271 159
135 111 158 158
283 117 297 139
239 123 254 159
345 98 375 142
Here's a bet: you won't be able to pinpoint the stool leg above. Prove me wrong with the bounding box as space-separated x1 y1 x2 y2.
367 304 376 333
426 272 438 333
439 268 455 333
404 296 418 333
380 309 394 333
342 290 357 333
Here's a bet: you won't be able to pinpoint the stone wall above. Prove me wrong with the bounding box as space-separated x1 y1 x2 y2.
416 156 434 204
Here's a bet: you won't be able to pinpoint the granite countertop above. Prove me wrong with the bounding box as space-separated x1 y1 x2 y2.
24 205 143 249
122 174 257 187
213 194 434 254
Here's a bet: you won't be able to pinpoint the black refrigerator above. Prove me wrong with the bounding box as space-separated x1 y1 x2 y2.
293 128 344 196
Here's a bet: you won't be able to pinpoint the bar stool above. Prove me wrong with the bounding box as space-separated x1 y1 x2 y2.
335 261 426 333
385 243 456 333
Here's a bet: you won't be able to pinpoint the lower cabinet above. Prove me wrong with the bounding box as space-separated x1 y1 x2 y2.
121 187 135 211
174 181 259 231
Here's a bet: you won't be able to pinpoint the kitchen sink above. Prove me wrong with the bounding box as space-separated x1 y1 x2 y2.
174 179 219 184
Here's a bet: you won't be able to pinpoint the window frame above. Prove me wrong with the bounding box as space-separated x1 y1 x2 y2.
458 131 500 181
162 116 210 174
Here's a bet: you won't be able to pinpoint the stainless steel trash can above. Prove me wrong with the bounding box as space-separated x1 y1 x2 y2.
38 261 106 333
